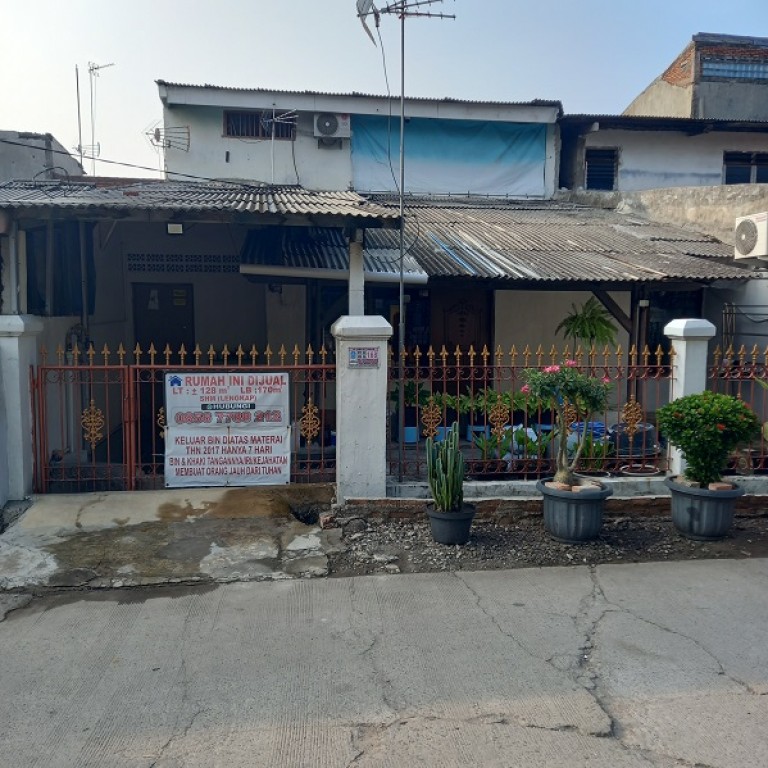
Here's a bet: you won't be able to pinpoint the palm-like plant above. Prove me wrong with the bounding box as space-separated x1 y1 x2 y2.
556 297 618 348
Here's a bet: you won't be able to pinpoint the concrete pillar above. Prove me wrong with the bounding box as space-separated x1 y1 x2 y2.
348 234 365 316
331 315 392 504
0 315 44 501
664 318 716 477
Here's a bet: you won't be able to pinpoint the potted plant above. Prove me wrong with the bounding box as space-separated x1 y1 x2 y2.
390 380 429 443
556 297 618 348
657 391 759 540
521 361 613 542
425 421 475 544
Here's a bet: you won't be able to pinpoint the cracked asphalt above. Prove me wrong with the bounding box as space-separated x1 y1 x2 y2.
1 558 767 767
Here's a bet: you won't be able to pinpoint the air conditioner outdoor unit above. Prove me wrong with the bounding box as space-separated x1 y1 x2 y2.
734 211 768 260
313 113 351 139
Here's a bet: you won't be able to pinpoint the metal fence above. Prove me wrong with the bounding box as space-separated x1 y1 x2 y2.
708 344 768 474
31 342 336 493
387 343 674 482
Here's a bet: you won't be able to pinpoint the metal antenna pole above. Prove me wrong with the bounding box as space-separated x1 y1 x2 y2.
75 65 84 170
87 61 115 175
357 0 455 481
397 9 406 481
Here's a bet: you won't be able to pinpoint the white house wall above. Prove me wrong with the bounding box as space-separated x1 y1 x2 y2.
586 129 768 191
162 105 353 189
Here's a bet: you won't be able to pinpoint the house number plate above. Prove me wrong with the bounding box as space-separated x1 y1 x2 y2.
348 347 379 368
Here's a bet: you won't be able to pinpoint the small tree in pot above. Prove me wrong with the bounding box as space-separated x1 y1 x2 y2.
521 361 612 485
657 391 759 539
521 361 613 542
425 422 475 544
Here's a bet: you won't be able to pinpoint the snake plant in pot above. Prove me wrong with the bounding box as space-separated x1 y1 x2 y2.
425 421 475 544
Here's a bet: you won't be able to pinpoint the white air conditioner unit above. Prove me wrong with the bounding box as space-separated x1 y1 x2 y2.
734 211 768 260
313 113 351 139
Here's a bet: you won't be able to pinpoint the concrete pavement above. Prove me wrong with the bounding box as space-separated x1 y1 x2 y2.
0 485 337 590
1 559 767 767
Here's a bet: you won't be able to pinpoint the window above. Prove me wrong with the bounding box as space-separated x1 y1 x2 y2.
702 58 768 81
585 148 618 191
723 152 768 184
25 222 95 316
223 110 295 140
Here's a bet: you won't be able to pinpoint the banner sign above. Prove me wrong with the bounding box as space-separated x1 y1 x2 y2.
164 371 290 487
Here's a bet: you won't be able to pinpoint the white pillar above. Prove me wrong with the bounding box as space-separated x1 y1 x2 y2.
348 234 365 316
664 318 716 477
0 315 44 502
331 315 392 504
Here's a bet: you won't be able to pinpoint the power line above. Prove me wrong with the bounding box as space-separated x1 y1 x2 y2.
0 136 273 188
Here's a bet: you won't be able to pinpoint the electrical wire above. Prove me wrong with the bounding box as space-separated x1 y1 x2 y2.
0 136 275 189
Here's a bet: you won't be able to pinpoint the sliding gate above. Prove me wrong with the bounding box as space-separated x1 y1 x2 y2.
31 343 336 493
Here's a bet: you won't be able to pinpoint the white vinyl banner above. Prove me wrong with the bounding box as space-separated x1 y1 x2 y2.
164 371 290 487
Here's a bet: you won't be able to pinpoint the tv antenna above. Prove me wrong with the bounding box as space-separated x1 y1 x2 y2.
146 123 191 152
87 61 115 175
357 0 455 482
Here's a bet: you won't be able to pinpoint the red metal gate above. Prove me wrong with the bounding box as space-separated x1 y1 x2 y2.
31 343 336 493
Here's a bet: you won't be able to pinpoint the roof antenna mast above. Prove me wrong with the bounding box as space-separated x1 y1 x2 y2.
356 1 455 482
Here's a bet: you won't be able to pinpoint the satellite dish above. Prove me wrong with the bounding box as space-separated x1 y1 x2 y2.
357 0 379 45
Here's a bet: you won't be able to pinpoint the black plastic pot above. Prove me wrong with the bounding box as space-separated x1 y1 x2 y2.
664 477 744 540
425 504 476 545
536 478 613 543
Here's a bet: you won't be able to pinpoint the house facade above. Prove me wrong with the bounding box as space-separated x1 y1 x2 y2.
624 32 768 122
157 81 561 197
0 73 760 503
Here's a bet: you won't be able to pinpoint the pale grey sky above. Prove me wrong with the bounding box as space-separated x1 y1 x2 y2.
3 0 767 178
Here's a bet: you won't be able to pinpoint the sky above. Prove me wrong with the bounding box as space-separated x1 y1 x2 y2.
3 0 767 179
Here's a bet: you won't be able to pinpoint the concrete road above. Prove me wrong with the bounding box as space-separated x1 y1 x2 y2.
1 559 767 767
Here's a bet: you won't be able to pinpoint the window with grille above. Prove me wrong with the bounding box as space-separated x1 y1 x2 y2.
223 110 295 140
585 148 618 191
723 151 768 184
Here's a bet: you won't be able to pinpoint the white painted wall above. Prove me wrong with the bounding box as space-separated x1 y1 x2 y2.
163 106 353 189
585 130 768 192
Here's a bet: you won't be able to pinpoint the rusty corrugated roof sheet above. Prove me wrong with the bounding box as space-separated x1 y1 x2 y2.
0 180 400 222
363 197 750 283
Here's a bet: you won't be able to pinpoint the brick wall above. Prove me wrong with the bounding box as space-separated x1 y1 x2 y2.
662 44 695 87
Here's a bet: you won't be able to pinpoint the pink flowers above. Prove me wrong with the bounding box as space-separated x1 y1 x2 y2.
602 376 611 384
543 365 561 374
520 384 530 394
564 360 579 368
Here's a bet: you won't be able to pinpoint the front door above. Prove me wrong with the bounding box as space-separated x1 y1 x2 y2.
430 287 492 354
132 283 195 469
132 283 195 354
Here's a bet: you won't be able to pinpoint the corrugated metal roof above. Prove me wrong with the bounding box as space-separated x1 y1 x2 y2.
363 198 750 283
0 180 400 222
156 80 563 110
241 226 425 281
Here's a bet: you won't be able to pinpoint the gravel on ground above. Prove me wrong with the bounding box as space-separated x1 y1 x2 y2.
327 514 768 577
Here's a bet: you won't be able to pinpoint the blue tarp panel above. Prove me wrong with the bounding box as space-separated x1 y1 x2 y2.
351 116 547 197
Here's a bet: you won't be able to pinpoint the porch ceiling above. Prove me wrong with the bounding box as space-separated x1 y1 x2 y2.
0 180 400 228
365 196 751 284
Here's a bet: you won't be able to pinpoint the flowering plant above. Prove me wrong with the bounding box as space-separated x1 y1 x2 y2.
657 391 759 485
521 361 612 485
